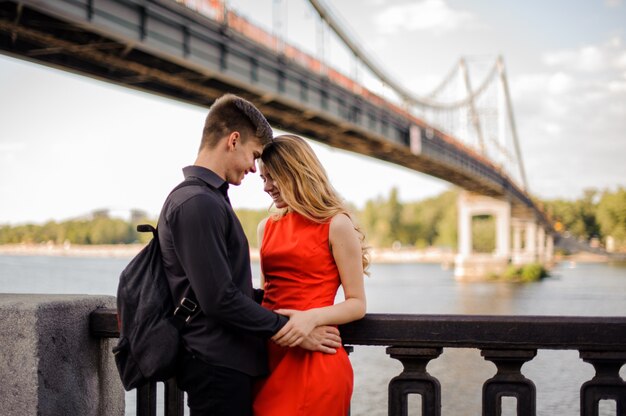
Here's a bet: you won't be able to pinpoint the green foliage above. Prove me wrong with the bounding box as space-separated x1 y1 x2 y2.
503 265 521 280
355 188 459 248
388 188 402 244
544 187 626 251
501 263 548 282
471 215 495 253
236 208 271 247
520 263 548 282
543 188 600 240
0 215 153 245
596 187 626 249
433 193 457 248
1 187 624 251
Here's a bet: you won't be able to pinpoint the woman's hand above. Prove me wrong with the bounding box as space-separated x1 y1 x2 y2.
272 309 320 347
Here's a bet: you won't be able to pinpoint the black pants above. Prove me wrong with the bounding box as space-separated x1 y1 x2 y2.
177 352 254 416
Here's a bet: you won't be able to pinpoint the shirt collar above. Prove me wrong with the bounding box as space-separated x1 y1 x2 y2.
182 165 229 197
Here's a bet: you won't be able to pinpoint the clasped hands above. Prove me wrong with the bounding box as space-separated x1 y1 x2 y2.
272 309 342 354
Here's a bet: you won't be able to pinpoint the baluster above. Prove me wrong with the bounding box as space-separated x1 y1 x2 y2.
137 382 157 416
386 346 443 416
481 349 536 416
164 377 184 416
579 351 626 416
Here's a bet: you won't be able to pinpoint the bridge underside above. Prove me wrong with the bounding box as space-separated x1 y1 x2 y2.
0 0 546 224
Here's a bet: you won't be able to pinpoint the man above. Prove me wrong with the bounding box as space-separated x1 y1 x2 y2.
157 94 340 416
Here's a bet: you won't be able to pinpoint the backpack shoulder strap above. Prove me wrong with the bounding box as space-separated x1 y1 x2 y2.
134 176 208 325
135 178 206 238
169 176 206 195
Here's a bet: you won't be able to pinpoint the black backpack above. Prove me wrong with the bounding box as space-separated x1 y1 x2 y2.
113 180 201 391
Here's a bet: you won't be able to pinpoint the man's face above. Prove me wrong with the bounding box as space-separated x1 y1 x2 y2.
225 134 263 186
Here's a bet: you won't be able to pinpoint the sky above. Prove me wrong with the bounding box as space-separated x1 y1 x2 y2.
1 0 625 225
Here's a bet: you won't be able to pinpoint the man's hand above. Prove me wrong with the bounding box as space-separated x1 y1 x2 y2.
272 309 319 347
299 326 342 354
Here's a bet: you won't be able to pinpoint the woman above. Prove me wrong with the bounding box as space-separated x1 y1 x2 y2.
253 134 369 416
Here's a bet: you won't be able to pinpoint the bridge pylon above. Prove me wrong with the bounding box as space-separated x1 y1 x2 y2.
455 191 554 280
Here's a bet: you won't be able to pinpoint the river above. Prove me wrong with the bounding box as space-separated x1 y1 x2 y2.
1 255 625 415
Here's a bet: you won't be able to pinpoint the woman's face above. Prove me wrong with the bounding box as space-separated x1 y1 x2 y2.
260 165 288 209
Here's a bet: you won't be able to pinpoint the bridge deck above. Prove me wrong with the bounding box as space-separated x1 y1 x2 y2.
0 0 546 223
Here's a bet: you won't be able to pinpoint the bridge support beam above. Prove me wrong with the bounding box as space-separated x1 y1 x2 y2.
455 195 555 280
537 227 546 263
545 235 554 264
454 191 511 280
510 220 538 265
511 218 525 265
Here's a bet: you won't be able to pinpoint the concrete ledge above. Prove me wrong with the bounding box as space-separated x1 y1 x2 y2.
0 294 123 416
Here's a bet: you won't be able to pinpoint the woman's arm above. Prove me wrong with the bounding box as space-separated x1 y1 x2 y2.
272 214 366 347
257 217 269 287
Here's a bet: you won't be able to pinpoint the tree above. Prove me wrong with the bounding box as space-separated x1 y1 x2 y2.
596 187 626 250
543 190 599 242
472 215 496 253
434 195 457 248
357 197 386 247
387 188 403 245
235 208 271 247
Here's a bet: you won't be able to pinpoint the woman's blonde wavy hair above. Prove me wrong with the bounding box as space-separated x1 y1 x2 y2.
260 134 370 274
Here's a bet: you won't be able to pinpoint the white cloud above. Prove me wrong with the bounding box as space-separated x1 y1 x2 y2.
544 122 562 136
608 80 626 93
521 37 626 128
513 73 571 115
512 37 626 198
543 36 626 72
615 51 626 69
543 97 569 118
579 46 607 71
514 73 548 95
543 45 606 72
375 0 475 35
609 35 622 48
547 72 573 95
542 50 575 67
0 141 26 153
605 0 622 8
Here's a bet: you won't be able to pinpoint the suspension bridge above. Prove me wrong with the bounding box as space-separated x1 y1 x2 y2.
0 0 555 278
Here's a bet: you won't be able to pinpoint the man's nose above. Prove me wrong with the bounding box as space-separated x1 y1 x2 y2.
250 161 257 174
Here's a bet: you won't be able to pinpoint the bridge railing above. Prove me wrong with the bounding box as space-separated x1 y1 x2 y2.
90 309 626 416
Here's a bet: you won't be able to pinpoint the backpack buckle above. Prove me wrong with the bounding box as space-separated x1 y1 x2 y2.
174 297 198 323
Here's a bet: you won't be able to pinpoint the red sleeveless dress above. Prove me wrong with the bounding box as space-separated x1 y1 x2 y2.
253 212 353 416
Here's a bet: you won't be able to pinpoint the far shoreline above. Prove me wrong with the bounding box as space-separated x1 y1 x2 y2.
0 243 614 264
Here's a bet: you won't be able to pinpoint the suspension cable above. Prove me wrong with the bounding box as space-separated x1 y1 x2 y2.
307 0 496 110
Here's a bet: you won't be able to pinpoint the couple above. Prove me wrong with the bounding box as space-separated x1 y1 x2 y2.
157 93 369 415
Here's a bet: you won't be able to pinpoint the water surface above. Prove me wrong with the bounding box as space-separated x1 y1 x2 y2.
1 256 624 415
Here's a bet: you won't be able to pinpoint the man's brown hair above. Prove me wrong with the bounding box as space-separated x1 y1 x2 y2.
200 94 273 150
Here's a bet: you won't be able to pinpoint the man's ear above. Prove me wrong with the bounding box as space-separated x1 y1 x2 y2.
226 131 240 151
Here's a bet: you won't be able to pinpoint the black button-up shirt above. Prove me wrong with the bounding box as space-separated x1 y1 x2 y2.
157 165 287 376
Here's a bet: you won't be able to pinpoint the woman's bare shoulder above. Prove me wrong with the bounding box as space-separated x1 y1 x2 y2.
329 213 356 237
